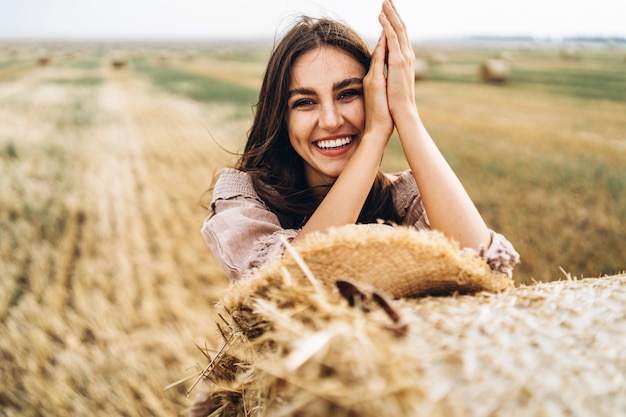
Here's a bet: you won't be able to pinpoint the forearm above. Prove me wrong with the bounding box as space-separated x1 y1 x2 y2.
293 138 386 243
396 108 490 250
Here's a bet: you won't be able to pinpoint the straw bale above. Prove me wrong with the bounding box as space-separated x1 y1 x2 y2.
188 225 626 417
36 48 50 66
414 58 428 81
429 52 447 66
110 50 128 69
561 45 582 60
479 58 511 83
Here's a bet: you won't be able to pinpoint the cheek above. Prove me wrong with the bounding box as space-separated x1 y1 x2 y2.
346 100 365 129
286 117 306 159
286 112 314 145
285 116 298 147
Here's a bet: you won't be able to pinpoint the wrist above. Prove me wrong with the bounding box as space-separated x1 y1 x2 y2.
391 103 419 122
360 129 391 153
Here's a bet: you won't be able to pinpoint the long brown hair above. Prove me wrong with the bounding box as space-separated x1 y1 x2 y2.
237 16 401 228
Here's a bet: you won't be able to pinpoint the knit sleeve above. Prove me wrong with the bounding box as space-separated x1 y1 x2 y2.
468 230 521 278
201 169 298 282
391 170 430 230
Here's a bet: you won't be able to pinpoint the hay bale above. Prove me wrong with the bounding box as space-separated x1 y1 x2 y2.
414 58 428 81
36 48 50 66
518 43 533 54
110 50 128 69
188 255 626 416
561 45 582 60
184 50 196 61
158 50 169 63
479 58 511 83
429 51 447 66
185 225 540 416
216 48 235 59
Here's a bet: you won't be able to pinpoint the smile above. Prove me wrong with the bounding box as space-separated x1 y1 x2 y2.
315 136 352 150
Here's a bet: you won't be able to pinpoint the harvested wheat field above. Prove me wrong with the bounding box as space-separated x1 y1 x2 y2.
1 43 625 416
0 47 241 415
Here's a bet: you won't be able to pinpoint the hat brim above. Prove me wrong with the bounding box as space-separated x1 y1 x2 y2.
276 224 512 298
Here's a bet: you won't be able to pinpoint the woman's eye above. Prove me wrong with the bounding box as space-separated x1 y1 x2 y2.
339 90 361 100
292 99 315 108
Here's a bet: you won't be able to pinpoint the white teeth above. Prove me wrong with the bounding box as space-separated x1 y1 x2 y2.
316 137 352 150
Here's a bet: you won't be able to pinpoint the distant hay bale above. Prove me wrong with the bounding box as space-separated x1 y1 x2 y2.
36 48 50 66
561 45 582 60
216 48 235 59
429 51 447 66
414 58 428 81
518 43 533 53
479 58 511 83
110 51 128 69
187 225 626 417
158 50 169 63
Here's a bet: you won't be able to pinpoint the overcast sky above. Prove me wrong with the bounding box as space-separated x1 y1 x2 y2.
0 0 624 42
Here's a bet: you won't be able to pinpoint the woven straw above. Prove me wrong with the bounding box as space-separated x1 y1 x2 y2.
276 223 512 298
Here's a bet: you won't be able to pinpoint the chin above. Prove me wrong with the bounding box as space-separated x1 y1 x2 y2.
324 168 347 180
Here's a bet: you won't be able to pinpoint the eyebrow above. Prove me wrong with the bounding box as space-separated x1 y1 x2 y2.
288 77 363 98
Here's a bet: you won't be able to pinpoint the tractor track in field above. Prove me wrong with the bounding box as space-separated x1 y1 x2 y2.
84 64 238 318
53 209 86 313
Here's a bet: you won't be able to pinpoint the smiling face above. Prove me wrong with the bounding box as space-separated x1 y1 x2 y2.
286 45 366 188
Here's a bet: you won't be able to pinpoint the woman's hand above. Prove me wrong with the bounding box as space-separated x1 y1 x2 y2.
362 30 394 144
379 0 417 118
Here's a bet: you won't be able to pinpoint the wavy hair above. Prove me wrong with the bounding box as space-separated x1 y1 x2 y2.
236 16 401 228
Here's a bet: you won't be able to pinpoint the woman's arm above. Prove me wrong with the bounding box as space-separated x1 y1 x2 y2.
380 0 491 250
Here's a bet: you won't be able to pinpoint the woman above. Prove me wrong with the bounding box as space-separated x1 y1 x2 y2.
201 0 519 282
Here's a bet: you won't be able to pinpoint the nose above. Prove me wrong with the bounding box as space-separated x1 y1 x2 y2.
318 102 343 131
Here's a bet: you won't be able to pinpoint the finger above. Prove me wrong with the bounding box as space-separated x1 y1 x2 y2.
370 29 388 74
379 8 403 64
378 9 397 49
382 0 410 50
385 0 408 41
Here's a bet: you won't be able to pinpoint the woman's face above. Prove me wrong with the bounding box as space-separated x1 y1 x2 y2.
286 45 366 188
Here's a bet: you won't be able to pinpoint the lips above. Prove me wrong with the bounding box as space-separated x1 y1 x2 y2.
315 136 352 150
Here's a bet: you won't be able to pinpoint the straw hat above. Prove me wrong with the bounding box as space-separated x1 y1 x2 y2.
276 223 512 298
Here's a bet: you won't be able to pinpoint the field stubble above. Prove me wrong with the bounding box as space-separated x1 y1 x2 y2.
0 51 243 415
0 43 625 415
